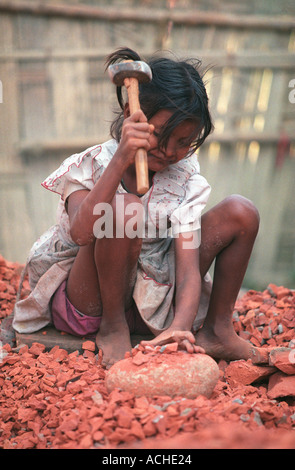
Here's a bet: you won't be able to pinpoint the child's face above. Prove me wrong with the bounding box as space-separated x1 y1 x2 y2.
147 109 199 172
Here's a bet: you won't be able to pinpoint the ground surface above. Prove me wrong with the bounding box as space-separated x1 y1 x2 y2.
0 254 294 449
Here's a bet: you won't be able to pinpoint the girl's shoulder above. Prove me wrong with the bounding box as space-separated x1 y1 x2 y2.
42 139 118 197
90 139 118 178
56 139 118 175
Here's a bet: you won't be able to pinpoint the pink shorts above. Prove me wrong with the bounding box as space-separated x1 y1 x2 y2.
51 280 150 339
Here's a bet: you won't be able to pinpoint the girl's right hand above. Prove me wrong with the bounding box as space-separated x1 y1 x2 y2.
141 329 206 354
115 110 154 170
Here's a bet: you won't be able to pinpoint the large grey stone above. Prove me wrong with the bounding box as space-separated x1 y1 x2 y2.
106 351 219 399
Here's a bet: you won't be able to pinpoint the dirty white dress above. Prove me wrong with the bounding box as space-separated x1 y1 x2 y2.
13 139 211 335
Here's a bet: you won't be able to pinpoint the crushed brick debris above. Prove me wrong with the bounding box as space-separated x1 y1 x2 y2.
0 255 29 321
0 254 294 448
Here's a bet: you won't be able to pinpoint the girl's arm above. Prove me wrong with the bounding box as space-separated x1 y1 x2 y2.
141 231 205 353
68 110 153 245
67 155 126 245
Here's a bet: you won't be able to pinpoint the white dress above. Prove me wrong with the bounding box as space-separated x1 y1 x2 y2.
13 139 211 335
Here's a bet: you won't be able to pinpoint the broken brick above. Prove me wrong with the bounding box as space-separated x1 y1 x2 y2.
29 343 46 356
267 372 295 399
224 360 276 386
115 407 134 428
82 340 96 352
269 348 295 375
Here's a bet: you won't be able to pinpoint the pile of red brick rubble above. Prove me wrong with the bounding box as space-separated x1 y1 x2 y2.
0 254 294 449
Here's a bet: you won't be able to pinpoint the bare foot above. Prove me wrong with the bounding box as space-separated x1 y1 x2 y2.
195 325 267 363
96 317 132 369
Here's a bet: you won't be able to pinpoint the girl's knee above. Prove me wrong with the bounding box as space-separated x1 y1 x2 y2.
224 194 260 234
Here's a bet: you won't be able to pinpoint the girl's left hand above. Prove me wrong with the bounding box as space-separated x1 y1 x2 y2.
140 328 205 354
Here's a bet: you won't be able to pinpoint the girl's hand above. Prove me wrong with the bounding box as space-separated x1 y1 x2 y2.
140 328 206 354
115 110 154 170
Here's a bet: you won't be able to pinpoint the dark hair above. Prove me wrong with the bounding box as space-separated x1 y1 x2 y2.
105 47 213 154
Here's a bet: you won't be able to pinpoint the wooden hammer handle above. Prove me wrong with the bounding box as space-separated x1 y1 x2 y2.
124 77 149 194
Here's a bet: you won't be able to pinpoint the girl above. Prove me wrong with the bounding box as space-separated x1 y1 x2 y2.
13 47 260 369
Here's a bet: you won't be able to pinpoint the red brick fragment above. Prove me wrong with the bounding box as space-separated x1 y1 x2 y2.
92 430 104 442
268 284 291 300
269 348 295 375
58 418 79 434
79 434 93 449
17 407 38 423
82 340 96 352
262 325 272 340
29 342 46 356
132 350 150 365
162 342 178 353
115 407 134 428
52 347 68 362
224 360 276 386
267 372 295 399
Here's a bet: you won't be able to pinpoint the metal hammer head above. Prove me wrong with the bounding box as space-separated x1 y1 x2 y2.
108 60 152 86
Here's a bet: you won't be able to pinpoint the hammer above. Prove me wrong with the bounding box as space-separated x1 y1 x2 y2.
108 60 152 194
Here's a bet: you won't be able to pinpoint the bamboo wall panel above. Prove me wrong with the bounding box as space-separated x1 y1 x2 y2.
0 0 294 289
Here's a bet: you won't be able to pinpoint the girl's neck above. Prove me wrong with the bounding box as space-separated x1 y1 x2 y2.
122 165 154 195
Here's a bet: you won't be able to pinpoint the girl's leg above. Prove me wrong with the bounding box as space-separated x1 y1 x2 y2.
195 194 261 361
66 194 143 368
